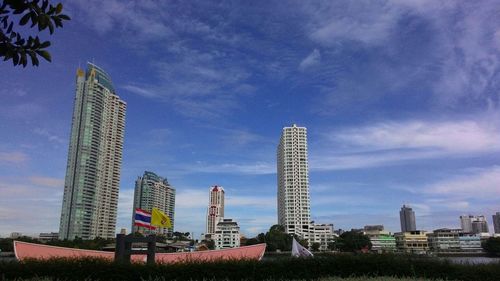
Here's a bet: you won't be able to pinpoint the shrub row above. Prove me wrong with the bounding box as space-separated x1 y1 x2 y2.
1 254 499 281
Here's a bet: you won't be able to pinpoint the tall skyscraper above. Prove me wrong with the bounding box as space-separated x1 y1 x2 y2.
493 212 500 234
59 63 126 240
400 205 416 232
206 185 225 236
461 215 489 234
132 171 176 236
277 124 311 240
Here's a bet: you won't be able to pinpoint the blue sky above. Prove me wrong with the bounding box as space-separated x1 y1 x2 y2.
1 0 500 238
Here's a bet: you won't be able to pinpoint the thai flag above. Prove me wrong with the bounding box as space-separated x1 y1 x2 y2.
134 208 156 229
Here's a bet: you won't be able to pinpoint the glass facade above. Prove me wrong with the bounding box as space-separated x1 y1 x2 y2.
59 63 126 240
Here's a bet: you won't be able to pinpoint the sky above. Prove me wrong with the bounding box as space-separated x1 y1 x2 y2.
1 0 500 238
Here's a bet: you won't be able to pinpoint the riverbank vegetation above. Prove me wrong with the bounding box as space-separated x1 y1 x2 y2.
1 254 500 281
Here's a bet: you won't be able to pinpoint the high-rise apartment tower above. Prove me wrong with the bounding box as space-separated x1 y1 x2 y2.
400 205 417 232
277 124 311 240
461 215 489 234
59 63 126 240
493 212 500 234
206 185 225 236
132 171 176 235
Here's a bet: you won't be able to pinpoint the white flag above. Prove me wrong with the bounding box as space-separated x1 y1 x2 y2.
291 237 313 257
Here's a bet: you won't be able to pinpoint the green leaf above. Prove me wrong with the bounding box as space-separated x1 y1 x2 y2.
34 37 40 48
56 3 63 14
28 51 39 66
30 12 37 27
36 50 51 62
40 41 50 48
38 14 48 30
19 12 30 26
20 51 27 67
12 52 19 65
48 20 54 34
58 14 70 20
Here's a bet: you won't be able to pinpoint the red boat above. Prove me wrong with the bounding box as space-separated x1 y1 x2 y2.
13 241 266 263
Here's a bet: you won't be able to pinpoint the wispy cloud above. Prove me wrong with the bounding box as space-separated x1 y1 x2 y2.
299 49 321 70
0 151 28 165
29 176 64 188
297 1 500 114
0 178 62 236
311 118 500 170
424 166 500 199
182 162 275 175
33 128 65 145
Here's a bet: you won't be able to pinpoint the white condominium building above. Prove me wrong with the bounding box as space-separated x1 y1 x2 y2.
310 223 336 251
277 124 311 240
206 185 225 236
214 218 240 249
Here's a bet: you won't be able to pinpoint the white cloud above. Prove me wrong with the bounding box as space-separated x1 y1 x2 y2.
182 162 275 175
0 179 62 236
33 128 65 145
226 195 275 208
299 49 321 70
304 1 404 46
311 118 500 170
332 119 500 153
0 151 28 165
29 176 64 188
425 166 500 198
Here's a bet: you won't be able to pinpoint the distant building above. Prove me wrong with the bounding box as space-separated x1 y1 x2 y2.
460 215 474 233
277 124 311 242
206 185 225 237
364 225 384 232
310 223 336 251
472 220 489 234
458 233 483 253
395 231 429 254
399 205 416 232
120 228 127 235
460 215 488 234
214 218 240 249
39 232 59 242
132 171 176 236
59 63 126 240
427 229 461 253
493 212 500 234
363 228 396 253
10 232 22 239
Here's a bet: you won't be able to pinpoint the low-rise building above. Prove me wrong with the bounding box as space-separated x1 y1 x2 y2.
310 223 336 251
395 231 429 254
458 233 483 253
427 229 461 253
214 218 240 249
38 232 59 242
364 227 396 253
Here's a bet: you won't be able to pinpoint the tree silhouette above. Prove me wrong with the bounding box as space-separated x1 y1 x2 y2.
0 0 70 67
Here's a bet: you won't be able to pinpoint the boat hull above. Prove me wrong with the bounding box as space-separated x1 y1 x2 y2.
13 241 266 263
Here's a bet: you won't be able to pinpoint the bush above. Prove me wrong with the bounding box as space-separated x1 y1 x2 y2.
1 254 500 281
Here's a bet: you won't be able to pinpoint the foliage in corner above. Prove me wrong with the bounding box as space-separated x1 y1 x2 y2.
0 0 70 67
